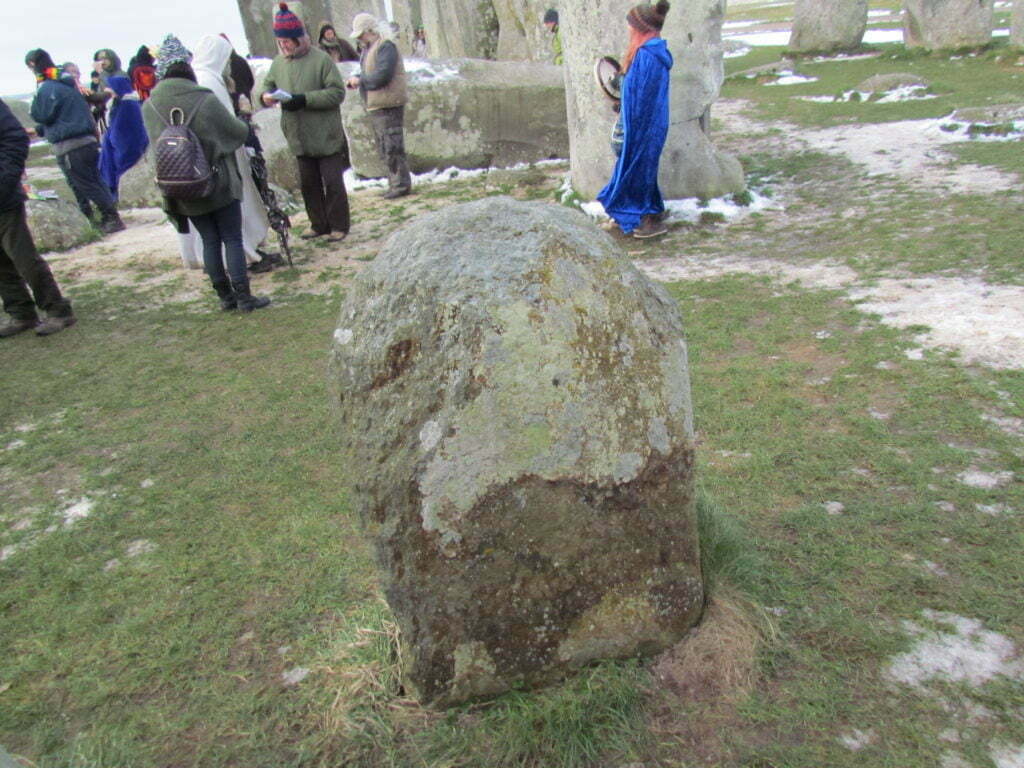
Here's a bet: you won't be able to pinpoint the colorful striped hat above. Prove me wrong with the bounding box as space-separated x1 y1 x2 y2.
274 3 306 39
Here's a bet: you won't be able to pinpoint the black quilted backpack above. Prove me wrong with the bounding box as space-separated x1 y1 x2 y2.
153 96 216 201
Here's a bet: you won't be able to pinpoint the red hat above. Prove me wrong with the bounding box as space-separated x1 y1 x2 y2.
274 3 305 39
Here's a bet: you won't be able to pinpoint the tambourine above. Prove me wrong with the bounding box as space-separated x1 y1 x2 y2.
594 56 622 101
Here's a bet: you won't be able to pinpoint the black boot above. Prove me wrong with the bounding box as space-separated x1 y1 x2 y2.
212 280 236 311
231 279 271 313
99 212 126 234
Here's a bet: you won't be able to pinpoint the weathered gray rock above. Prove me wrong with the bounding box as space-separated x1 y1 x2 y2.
857 72 930 92
492 0 556 61
238 0 333 58
903 0 995 50
1012 0 1024 47
117 151 162 209
251 108 302 192
26 199 94 252
340 58 568 178
951 103 1024 123
561 0 744 201
326 0 421 55
421 0 499 58
788 0 867 53
329 197 704 708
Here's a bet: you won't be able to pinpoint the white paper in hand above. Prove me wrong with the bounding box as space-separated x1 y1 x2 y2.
269 89 293 102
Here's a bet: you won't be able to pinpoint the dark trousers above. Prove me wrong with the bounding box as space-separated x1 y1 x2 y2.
369 106 412 194
189 200 247 287
0 204 72 321
56 141 117 221
296 151 350 236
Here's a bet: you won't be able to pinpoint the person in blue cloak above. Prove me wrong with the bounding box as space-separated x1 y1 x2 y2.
99 75 148 200
597 0 673 239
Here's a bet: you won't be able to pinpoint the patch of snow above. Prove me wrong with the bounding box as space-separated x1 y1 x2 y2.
724 46 752 59
868 8 894 17
823 501 845 515
61 498 94 527
281 666 311 686
345 159 566 193
764 71 819 86
125 539 156 558
404 59 462 83
766 606 788 616
4 440 26 450
582 189 776 226
869 409 891 420
0 544 21 562
639 254 857 290
724 30 792 46
976 503 1014 516
990 742 1024 768
934 501 956 513
812 52 882 63
104 559 121 572
904 348 925 361
941 753 973 768
875 361 896 370
940 729 962 743
888 610 1024 690
839 729 876 751
957 469 1013 489
715 449 753 459
814 330 832 339
863 28 905 44
140 478 155 489
277 645 292 656
14 423 36 433
723 20 759 30
922 560 949 577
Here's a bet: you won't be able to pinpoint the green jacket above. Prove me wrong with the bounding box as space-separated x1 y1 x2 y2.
551 29 563 65
142 77 249 220
262 48 346 158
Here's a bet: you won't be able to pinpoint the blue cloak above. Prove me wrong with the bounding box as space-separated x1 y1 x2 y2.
597 38 672 233
99 75 148 199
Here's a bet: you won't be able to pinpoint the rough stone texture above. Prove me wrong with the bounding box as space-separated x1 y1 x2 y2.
421 0 500 58
251 108 302 192
329 197 704 708
951 103 1024 123
787 0 868 53
339 59 568 178
492 0 555 62
1012 0 1024 48
26 199 94 252
238 0 333 58
903 0 995 50
326 0 421 55
117 151 162 209
561 0 744 201
857 72 930 92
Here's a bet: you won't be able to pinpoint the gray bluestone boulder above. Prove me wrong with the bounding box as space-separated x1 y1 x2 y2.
117 151 162 209
26 199 93 252
561 0 744 201
251 109 302 192
237 0 333 57
492 0 556 61
787 0 868 53
1012 0 1024 48
857 72 930 92
903 0 995 49
329 197 704 708
340 59 568 178
421 0 500 58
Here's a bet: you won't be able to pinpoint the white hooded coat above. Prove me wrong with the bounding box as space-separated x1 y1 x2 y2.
179 35 270 269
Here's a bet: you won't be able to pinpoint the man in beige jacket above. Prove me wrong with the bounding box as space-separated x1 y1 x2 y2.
345 13 412 199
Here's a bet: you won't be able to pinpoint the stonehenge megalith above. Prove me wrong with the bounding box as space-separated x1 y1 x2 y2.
561 0 744 201
237 0 333 58
903 0 995 50
1011 0 1024 48
330 197 704 707
787 0 868 53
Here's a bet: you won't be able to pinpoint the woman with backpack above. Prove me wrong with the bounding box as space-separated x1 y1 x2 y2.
141 35 270 312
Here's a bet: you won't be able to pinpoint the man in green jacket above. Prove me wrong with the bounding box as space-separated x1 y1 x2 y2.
543 9 563 65
261 3 349 242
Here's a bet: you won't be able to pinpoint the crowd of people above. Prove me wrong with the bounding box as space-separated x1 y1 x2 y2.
2 0 673 338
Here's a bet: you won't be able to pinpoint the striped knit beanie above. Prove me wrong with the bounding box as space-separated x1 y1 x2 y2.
274 3 306 39
627 0 671 32
156 34 192 79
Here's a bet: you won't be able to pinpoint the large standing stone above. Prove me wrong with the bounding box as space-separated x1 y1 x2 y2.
787 0 868 53
491 0 555 61
420 0 500 58
1012 0 1024 48
26 199 94 253
561 0 744 201
326 0 421 55
340 58 568 178
237 0 334 57
329 197 704 708
903 0 995 50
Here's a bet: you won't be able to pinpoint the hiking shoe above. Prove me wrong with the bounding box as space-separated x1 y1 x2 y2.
300 231 327 241
35 315 76 336
632 216 668 239
99 215 126 235
248 257 275 273
380 188 410 200
325 233 347 243
0 317 38 338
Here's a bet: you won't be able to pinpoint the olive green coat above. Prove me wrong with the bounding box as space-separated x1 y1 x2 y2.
262 48 346 158
142 77 249 219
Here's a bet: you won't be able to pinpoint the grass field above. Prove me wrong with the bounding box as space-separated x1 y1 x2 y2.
2 22 1023 768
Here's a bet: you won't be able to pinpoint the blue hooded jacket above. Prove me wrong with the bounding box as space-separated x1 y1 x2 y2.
597 38 673 233
99 75 148 199
30 74 97 148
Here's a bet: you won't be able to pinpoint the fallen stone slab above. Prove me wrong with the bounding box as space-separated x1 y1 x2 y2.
330 196 704 707
857 72 930 93
26 199 94 253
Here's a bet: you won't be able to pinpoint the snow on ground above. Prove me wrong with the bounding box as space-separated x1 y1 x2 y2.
638 254 858 290
725 27 1009 46
346 158 566 192
801 85 936 103
581 190 777 226
763 71 818 86
404 59 462 84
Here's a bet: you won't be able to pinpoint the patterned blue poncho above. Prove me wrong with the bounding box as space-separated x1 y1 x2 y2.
597 37 673 233
99 75 148 200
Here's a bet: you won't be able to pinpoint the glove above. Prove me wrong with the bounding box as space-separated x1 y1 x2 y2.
280 93 307 112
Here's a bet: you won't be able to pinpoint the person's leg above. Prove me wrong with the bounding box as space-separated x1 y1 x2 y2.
0 205 74 336
318 152 350 236
189 210 231 298
65 143 124 232
215 201 269 312
0 210 39 335
56 151 95 221
296 155 329 236
380 107 411 197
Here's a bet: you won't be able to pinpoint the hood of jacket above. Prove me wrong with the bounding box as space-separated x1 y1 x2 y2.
193 35 232 78
318 21 338 43
639 37 672 70
107 74 134 98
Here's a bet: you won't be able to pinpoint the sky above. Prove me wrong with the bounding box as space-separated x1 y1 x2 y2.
1 0 249 98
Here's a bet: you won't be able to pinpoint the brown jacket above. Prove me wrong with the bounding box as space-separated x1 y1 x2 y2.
359 38 407 111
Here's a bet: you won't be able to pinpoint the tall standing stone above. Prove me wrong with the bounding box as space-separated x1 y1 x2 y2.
787 0 868 53
326 0 421 55
561 0 744 201
492 0 555 61
330 197 704 708
903 0 995 50
420 0 500 58
1011 0 1024 48
237 0 333 57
